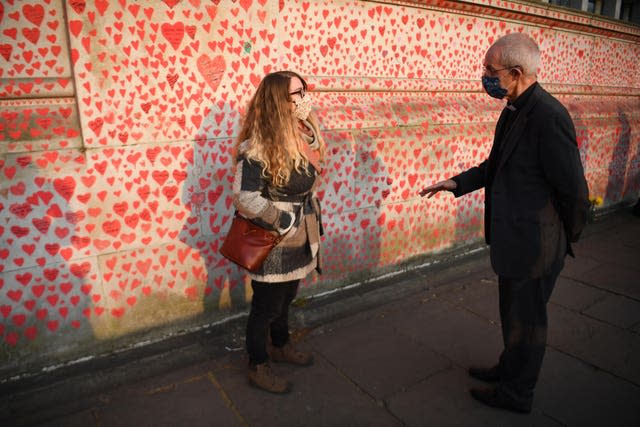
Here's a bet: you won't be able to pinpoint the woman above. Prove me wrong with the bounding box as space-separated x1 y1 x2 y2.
232 71 325 393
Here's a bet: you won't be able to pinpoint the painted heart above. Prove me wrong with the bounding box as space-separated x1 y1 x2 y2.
0 44 12 61
22 28 41 44
88 118 103 136
53 176 76 202
23 4 45 27
161 22 185 51
95 0 109 16
197 54 225 92
68 0 86 14
162 0 181 8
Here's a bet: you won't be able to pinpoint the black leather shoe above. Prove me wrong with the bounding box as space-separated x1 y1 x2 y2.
468 365 499 382
470 387 531 414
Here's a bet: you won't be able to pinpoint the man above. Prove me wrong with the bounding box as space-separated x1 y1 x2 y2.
420 33 590 413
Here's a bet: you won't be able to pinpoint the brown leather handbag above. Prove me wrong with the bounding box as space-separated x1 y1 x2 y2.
219 213 284 272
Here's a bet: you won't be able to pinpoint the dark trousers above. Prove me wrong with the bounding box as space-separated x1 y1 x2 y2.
497 257 564 404
246 279 299 365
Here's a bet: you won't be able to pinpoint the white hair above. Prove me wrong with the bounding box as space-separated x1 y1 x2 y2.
490 33 541 77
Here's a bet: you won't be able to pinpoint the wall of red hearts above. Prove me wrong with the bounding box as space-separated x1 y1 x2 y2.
1 0 639 377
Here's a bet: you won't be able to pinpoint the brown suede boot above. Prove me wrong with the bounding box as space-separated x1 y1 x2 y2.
270 342 314 366
247 362 291 394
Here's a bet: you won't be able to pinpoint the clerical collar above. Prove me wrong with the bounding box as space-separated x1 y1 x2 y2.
506 82 538 112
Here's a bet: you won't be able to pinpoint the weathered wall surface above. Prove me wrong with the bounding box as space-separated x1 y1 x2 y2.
1 0 639 378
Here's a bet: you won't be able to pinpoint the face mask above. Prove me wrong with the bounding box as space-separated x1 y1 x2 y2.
293 95 313 121
482 76 508 99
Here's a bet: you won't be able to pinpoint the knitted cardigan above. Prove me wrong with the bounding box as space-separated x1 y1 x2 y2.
231 123 323 283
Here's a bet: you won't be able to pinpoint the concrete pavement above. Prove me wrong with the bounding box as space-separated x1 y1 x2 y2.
3 209 640 426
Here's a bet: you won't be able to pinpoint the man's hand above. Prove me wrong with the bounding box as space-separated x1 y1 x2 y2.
419 179 457 198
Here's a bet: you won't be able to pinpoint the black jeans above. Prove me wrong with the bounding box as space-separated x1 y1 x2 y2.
497 257 564 405
246 279 299 365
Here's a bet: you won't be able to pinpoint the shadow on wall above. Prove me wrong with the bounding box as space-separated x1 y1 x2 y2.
2 155 97 369
314 128 392 286
348 130 390 275
621 105 640 212
605 108 632 204
572 106 591 192
178 102 249 320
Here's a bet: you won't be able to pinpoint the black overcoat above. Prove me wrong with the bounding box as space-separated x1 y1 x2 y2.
452 83 590 279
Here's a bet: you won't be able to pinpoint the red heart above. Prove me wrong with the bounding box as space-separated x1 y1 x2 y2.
111 307 125 318
0 44 12 61
53 176 76 201
70 261 91 278
44 243 60 256
102 220 121 237
162 0 181 8
23 4 44 27
69 0 86 14
95 0 109 16
88 117 104 136
151 170 169 186
32 216 51 234
161 22 185 51
22 27 40 44
9 203 32 219
197 54 225 92
16 272 32 286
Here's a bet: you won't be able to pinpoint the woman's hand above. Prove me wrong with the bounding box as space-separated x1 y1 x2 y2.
277 211 296 235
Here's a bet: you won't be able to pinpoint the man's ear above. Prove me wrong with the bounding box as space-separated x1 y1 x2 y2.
510 66 523 78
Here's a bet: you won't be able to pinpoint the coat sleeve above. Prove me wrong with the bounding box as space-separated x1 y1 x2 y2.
538 112 590 242
232 156 293 234
450 159 488 198
449 108 511 198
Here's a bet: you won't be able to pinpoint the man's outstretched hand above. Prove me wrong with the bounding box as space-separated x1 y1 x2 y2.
419 179 457 198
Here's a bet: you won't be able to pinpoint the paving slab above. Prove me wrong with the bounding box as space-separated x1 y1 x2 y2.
99 360 219 398
34 410 97 427
548 304 640 386
309 313 451 400
384 297 503 370
95 374 241 427
572 236 640 272
207 352 402 427
549 276 608 312
440 276 500 324
561 253 604 281
3 343 213 427
296 285 427 332
620 229 640 249
386 366 562 427
583 294 640 329
570 263 640 300
537 348 640 427
607 221 640 249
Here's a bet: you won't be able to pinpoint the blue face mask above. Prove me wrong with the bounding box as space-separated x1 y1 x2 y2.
482 76 508 99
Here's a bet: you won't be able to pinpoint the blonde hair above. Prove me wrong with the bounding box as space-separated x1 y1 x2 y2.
236 71 325 187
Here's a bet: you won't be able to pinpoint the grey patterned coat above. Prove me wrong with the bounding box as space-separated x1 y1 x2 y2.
232 142 323 283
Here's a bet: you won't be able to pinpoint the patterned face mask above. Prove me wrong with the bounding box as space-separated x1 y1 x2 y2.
482 76 508 99
293 95 313 121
